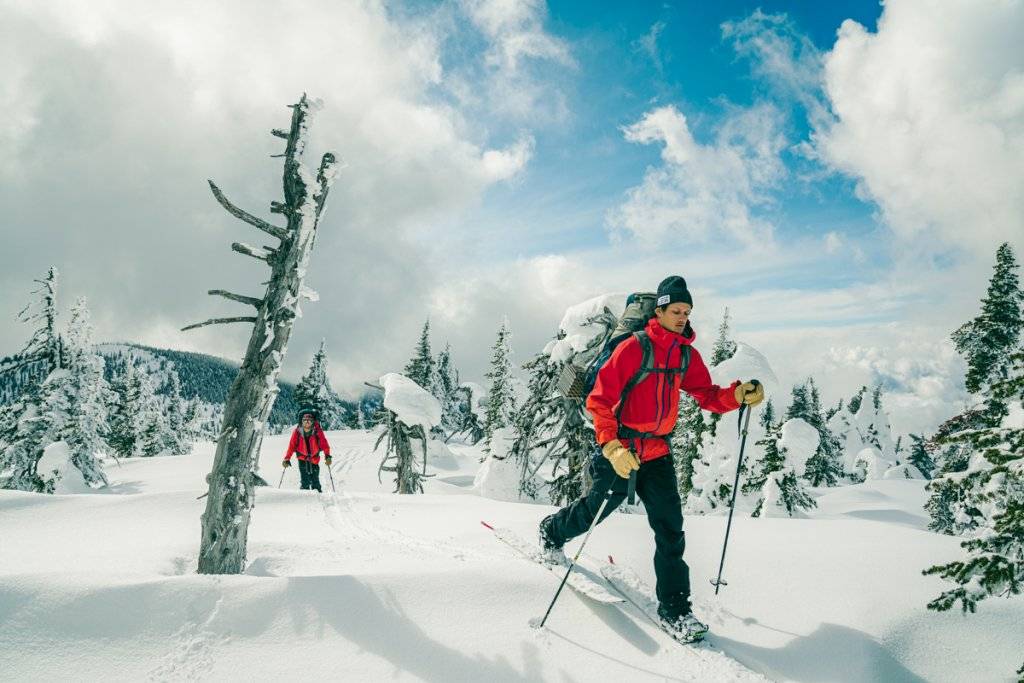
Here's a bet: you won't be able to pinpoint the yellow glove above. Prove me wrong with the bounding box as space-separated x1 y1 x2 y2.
602 439 640 479
734 381 764 406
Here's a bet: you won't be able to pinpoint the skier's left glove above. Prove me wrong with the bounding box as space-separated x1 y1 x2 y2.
734 381 764 406
324 454 332 466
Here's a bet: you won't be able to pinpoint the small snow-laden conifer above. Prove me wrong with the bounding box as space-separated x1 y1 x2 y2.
404 320 435 390
452 384 486 445
14 267 64 375
0 393 52 492
294 340 345 429
135 368 168 457
752 416 817 517
672 394 707 498
432 343 463 438
705 308 737 438
923 348 1024 680
508 344 590 504
375 410 431 494
106 359 167 458
847 385 868 415
161 371 193 455
743 402 783 512
784 382 812 423
908 434 936 479
373 374 439 494
802 380 843 487
58 299 112 485
483 318 516 449
0 269 68 492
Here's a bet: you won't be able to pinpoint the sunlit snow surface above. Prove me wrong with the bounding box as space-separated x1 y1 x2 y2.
0 430 1020 682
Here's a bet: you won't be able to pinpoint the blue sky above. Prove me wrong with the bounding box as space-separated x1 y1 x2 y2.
0 0 1020 437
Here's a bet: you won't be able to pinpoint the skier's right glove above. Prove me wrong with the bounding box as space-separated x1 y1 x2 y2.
602 439 640 479
282 459 291 468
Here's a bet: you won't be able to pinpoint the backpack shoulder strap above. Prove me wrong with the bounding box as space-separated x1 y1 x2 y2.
614 331 654 424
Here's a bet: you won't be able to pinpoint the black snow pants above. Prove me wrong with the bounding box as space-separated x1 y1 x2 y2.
298 459 322 492
546 448 691 611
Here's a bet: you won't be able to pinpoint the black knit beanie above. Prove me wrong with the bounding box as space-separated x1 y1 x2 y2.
656 275 693 308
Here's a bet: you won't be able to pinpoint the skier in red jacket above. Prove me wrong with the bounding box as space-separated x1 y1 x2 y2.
283 408 332 492
539 275 764 641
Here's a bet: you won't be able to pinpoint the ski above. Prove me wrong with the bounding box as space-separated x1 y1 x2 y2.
480 521 623 604
601 556 708 644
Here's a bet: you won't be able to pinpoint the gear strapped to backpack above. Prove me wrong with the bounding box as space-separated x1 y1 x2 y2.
557 292 691 438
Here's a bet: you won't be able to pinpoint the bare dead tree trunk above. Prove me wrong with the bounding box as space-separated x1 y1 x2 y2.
185 94 339 575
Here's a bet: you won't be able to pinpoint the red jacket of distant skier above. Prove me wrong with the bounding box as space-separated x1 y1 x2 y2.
284 422 331 464
587 317 741 462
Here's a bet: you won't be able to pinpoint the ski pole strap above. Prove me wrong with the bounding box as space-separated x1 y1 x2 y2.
626 469 637 505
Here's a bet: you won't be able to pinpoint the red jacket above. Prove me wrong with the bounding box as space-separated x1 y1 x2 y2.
284 422 331 464
587 317 741 462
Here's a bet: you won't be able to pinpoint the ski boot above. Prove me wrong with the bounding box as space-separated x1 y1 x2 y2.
538 515 565 565
657 602 708 643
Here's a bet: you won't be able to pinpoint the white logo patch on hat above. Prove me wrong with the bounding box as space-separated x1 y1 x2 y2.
657 295 671 306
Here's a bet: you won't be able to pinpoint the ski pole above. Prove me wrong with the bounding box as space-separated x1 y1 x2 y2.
711 389 757 595
278 466 287 489
326 458 337 494
538 485 616 629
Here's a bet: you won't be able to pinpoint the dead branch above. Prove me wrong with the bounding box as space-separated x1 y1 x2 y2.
208 181 288 241
230 242 274 262
208 289 262 308
181 316 257 331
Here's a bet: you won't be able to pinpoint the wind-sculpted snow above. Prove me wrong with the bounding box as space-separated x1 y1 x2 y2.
379 372 442 431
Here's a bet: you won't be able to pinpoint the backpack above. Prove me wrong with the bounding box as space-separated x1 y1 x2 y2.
556 293 691 426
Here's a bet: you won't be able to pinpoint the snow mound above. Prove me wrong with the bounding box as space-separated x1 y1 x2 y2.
37 441 94 494
548 292 627 364
711 342 780 394
779 418 819 475
472 428 527 502
379 373 441 431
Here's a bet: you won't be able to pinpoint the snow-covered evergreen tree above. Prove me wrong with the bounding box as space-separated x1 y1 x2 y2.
483 318 516 449
404 320 435 390
672 394 707 498
373 374 439 494
802 378 844 487
923 347 1024 681
432 343 463 438
294 340 346 429
926 243 1023 536
0 268 68 492
950 242 1024 407
161 371 192 456
57 299 111 485
743 401 784 510
15 267 64 375
106 360 167 458
705 308 737 438
710 307 738 367
784 382 812 423
754 417 818 517
907 434 936 480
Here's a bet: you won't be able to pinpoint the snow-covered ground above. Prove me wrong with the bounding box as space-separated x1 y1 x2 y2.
1 430 1020 681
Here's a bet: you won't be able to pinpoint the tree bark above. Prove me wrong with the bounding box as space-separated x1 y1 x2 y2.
194 95 337 575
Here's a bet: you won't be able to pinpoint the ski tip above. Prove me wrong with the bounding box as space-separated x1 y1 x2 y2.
480 520 495 531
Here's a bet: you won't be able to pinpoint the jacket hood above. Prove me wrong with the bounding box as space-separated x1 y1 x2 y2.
645 317 696 347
